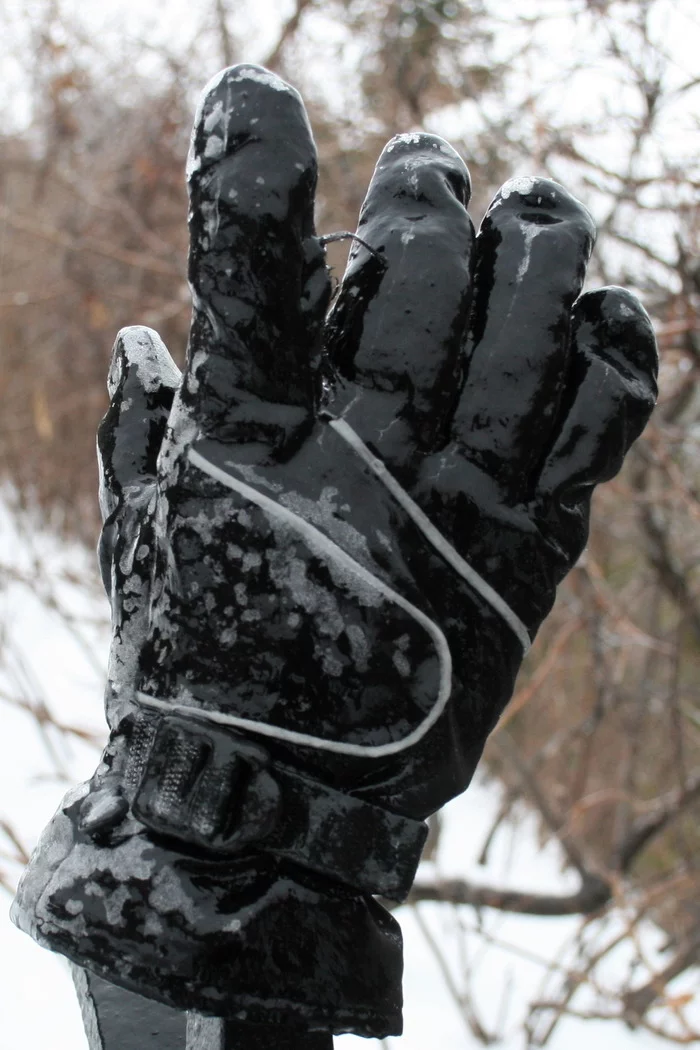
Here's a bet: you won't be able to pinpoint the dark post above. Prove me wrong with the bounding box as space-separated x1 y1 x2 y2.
185 1016 332 1050
72 970 186 1049
73 971 334 1049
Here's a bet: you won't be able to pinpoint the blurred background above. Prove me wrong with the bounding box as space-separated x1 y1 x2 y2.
0 0 699 1046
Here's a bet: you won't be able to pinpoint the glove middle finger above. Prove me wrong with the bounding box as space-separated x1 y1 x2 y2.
451 177 596 501
324 133 474 465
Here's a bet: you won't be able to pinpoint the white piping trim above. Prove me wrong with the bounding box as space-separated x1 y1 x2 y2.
140 446 453 759
140 432 528 758
329 418 531 654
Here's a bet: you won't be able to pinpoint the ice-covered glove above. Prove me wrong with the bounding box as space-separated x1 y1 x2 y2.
12 64 658 1038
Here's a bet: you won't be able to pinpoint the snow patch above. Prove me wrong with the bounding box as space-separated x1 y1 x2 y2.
386 132 423 151
500 175 537 199
110 327 181 397
233 67 293 93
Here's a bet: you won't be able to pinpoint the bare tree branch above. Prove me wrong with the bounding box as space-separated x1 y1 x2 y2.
264 0 314 69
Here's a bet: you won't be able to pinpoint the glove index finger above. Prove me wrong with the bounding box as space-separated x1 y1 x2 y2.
98 326 181 521
184 64 331 449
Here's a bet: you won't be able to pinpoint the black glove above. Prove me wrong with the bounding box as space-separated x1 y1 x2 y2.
12 64 658 1039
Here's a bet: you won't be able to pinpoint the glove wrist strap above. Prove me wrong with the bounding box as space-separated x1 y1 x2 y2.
123 706 427 901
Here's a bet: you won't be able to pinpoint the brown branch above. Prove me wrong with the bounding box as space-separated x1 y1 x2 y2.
642 429 700 522
526 917 639 1046
410 768 700 918
0 688 103 746
608 226 678 272
623 928 700 1027
493 731 590 877
0 206 181 277
640 505 700 642
477 791 515 866
0 820 30 865
264 0 314 69
412 904 494 1044
408 873 611 917
531 1000 700 1045
618 767 700 870
214 0 235 67
493 616 582 734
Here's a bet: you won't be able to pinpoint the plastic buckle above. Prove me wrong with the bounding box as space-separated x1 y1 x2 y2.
132 712 281 855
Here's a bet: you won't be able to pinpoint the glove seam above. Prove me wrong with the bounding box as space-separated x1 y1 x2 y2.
138 438 528 756
148 446 452 759
329 417 532 652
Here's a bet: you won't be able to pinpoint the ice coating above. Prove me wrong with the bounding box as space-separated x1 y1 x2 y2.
186 65 295 179
183 446 456 751
387 132 423 148
186 1015 223 1049
382 131 463 172
108 327 181 398
383 131 462 162
226 461 283 493
500 175 537 199
277 484 375 569
516 223 543 282
231 66 294 92
185 67 230 179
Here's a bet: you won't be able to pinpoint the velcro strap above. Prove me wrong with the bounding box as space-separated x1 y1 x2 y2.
265 766 427 901
125 710 426 901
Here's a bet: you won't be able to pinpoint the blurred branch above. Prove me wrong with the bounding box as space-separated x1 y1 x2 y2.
213 0 235 67
264 0 314 69
640 504 700 642
412 904 495 1045
617 767 700 870
493 617 582 734
412 767 700 923
0 206 181 277
409 873 610 917
623 927 700 1026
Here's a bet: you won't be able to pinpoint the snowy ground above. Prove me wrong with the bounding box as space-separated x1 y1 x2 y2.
0 499 696 1049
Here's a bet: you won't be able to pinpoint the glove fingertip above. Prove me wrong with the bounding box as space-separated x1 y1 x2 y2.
98 328 183 514
485 176 597 257
536 286 658 511
108 326 182 401
572 287 659 392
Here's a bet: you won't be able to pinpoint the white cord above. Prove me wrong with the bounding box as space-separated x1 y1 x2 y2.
142 446 453 759
329 418 531 654
137 432 528 758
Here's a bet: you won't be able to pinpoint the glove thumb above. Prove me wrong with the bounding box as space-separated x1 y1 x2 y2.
97 326 181 521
